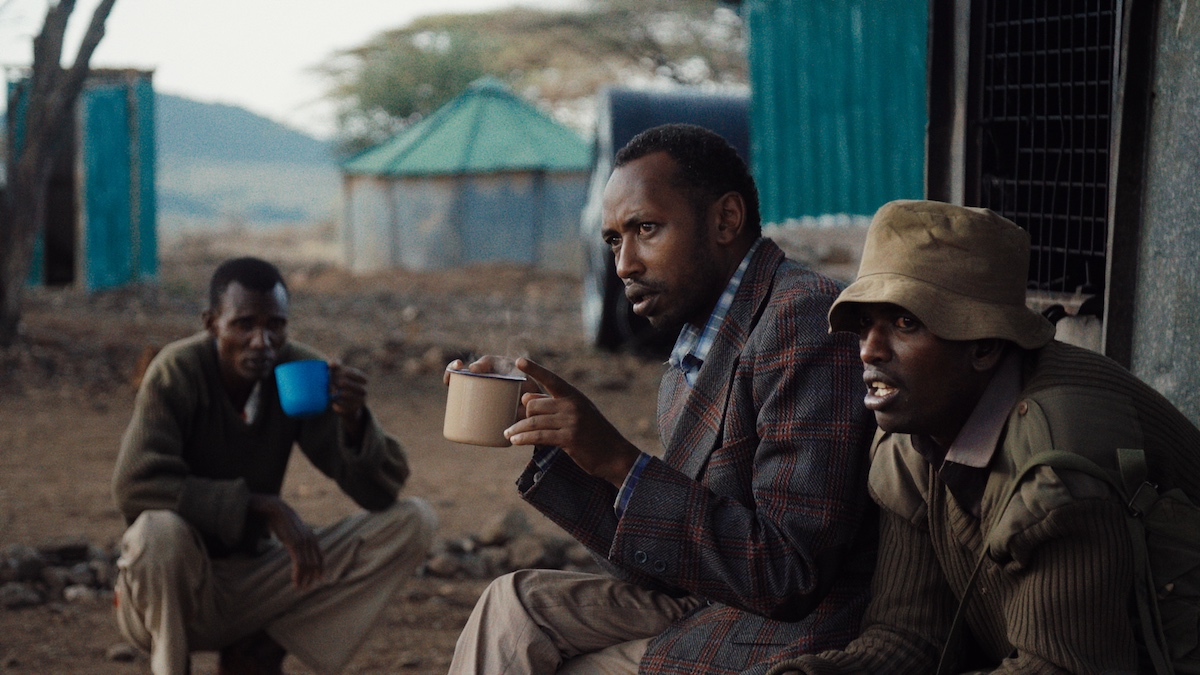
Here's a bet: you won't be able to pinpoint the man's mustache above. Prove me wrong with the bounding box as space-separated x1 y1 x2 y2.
624 280 667 301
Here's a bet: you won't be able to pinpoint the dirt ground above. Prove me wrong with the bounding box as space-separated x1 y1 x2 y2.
0 228 675 675
0 226 864 674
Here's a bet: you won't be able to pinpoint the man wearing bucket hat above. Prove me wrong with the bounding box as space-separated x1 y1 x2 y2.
766 200 1200 674
111 257 436 675
447 124 878 674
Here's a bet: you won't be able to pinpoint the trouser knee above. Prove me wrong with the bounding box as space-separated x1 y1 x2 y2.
479 571 525 611
378 497 438 553
120 510 203 574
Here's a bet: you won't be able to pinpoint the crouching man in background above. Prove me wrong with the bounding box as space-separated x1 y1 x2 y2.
112 257 436 675
769 200 1200 674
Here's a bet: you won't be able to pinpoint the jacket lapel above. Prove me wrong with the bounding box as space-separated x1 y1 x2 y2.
659 240 784 480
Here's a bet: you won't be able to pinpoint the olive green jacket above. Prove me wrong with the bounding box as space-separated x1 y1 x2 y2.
770 340 1200 675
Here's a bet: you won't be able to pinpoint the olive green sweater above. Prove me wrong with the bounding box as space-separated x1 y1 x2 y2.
771 341 1200 674
112 332 410 557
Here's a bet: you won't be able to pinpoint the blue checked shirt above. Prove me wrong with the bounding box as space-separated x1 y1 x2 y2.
615 237 763 517
667 237 763 388
535 239 764 518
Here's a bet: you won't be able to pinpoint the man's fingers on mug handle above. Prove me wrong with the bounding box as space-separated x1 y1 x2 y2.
468 355 500 373
444 360 465 386
516 358 576 398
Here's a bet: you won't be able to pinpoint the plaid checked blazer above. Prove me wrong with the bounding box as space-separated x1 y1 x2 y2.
518 240 879 674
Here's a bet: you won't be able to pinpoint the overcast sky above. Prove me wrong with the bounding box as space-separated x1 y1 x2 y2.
0 0 584 139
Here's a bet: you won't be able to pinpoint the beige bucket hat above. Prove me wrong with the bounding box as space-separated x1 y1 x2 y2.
828 200 1055 349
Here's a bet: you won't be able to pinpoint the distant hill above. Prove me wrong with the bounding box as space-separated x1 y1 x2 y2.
156 92 333 165
3 92 341 237
154 93 341 237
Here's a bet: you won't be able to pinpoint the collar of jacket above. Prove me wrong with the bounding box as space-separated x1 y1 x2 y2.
662 238 785 479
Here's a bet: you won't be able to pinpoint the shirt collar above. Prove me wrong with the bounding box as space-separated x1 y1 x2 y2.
946 349 1024 468
912 349 1023 518
668 238 763 383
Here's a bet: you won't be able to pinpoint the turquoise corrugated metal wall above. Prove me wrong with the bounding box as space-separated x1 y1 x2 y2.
83 85 133 290
133 78 158 281
744 0 927 221
10 72 157 289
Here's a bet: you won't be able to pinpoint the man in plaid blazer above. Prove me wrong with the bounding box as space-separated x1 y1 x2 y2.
447 124 877 674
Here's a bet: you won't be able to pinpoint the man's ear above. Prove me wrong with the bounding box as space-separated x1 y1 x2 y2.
712 191 746 246
970 339 1007 373
202 308 216 336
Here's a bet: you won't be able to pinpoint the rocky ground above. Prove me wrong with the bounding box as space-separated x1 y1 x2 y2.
0 225 864 674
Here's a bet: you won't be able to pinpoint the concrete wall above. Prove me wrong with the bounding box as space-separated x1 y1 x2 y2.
1129 0 1200 425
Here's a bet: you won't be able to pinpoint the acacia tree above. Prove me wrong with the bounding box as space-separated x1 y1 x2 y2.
322 0 746 154
0 0 117 347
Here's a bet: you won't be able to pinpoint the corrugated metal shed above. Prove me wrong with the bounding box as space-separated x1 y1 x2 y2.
9 69 157 290
743 0 927 222
343 76 591 177
341 77 591 273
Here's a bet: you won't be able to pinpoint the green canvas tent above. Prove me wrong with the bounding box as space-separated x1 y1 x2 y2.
341 77 591 272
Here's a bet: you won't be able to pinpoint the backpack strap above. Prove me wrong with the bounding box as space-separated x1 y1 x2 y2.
936 449 1173 675
934 546 988 675
1117 447 1158 517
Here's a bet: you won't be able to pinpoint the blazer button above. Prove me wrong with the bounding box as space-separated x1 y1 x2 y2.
653 560 667 573
634 551 648 564
1017 400 1029 415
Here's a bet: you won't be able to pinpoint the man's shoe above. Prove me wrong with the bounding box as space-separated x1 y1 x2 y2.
216 630 287 675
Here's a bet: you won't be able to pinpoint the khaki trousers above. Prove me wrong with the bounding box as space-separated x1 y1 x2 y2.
448 569 703 675
114 498 436 675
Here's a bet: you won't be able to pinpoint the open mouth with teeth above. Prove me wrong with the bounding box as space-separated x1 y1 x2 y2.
869 381 897 397
864 379 900 411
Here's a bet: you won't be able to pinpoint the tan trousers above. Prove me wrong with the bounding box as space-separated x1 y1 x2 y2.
448 569 703 675
114 498 436 675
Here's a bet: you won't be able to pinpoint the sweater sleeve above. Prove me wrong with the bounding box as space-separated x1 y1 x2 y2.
766 508 956 675
295 407 409 511
111 344 251 548
989 496 1137 673
771 489 1141 675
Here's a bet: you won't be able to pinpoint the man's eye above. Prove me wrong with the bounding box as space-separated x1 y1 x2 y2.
895 316 917 330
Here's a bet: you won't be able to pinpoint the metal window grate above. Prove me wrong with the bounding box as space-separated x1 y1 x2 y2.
977 0 1118 295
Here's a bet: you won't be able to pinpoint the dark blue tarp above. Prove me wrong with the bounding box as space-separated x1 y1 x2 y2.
598 88 751 165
